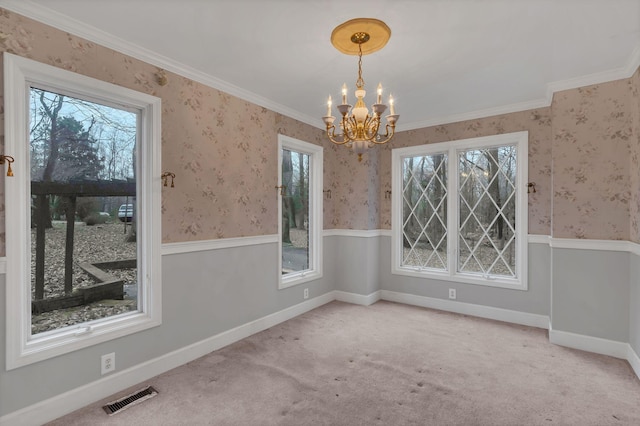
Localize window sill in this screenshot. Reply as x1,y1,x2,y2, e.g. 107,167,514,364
9,312,161,370
392,266,527,291
279,270,323,290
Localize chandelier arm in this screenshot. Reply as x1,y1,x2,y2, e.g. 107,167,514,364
325,125,351,145
369,137,393,145
344,117,358,141
361,117,374,140
365,116,381,140
369,124,397,145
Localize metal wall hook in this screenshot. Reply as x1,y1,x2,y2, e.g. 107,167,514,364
0,154,15,177
161,172,176,187
323,189,332,199
527,182,537,194
275,185,287,196
385,190,392,199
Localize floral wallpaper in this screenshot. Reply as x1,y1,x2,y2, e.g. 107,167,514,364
348,71,640,240
324,142,381,230
376,108,553,235
551,79,634,240
630,68,640,244
0,7,639,255
0,9,324,255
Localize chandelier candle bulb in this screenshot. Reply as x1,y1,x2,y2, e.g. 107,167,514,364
327,96,332,116
389,95,395,115
341,83,348,104
377,83,383,104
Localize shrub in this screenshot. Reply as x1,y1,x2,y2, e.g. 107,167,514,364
84,213,108,226
76,197,101,221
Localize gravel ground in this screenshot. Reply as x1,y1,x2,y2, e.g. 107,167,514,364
289,227,308,248
33,225,307,334
402,244,515,276
31,221,138,334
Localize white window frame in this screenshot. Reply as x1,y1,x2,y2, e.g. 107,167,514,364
277,135,323,289
391,131,528,290
4,53,162,369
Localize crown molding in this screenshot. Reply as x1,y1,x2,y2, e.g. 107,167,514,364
0,0,323,130
627,44,640,77
398,44,640,132
396,97,550,132
4,1,639,134
547,44,640,98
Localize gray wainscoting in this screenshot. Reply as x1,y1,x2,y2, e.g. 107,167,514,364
0,241,335,417
377,236,551,317
628,252,640,356
2,234,639,420
551,248,629,342
328,234,380,296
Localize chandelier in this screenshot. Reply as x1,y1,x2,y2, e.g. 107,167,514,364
322,18,399,162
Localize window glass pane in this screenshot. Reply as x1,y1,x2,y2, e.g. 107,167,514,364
281,149,310,275
29,87,139,335
401,153,448,270
458,145,517,277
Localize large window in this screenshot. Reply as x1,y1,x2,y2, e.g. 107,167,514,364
391,131,528,290
4,53,162,369
277,135,323,289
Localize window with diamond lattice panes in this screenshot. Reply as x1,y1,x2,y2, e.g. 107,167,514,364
401,153,448,271
392,131,527,290
458,146,517,278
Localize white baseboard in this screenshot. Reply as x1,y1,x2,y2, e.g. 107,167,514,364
334,290,381,306
380,290,550,329
3,288,636,425
628,344,640,379
548,327,629,359
0,292,335,426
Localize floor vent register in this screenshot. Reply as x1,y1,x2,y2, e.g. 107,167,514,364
102,386,158,416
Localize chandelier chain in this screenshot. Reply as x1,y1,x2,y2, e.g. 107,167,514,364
356,43,365,89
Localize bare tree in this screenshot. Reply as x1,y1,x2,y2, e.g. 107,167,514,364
37,92,65,229
485,148,503,240
297,152,308,230
281,150,294,243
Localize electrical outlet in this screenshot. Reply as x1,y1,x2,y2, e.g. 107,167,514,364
101,352,115,375
448,288,456,300
303,288,309,299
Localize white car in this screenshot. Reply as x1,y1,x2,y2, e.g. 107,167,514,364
118,204,134,222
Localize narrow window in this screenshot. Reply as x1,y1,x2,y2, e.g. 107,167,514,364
457,145,518,278
278,135,323,289
392,132,528,290
4,54,162,369
401,152,448,271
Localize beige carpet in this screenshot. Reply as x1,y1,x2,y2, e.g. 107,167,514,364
48,301,640,425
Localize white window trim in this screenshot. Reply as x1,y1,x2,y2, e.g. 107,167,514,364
4,53,162,369
277,135,323,289
391,131,528,290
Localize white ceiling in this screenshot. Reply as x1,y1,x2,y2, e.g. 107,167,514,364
3,0,640,131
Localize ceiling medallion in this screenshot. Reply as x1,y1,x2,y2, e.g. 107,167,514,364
323,18,399,162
